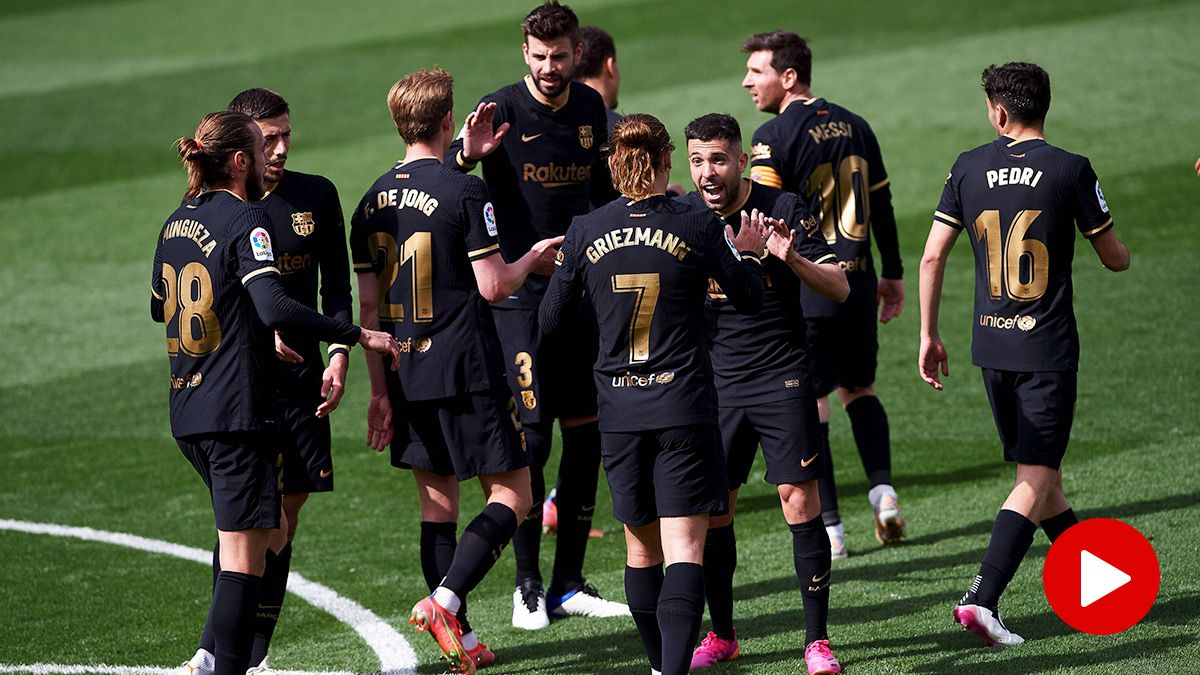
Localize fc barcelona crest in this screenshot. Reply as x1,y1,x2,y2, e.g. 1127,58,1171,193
578,125,594,150
291,211,315,236
521,389,538,410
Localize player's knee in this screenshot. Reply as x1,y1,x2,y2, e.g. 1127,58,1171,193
836,384,877,408
778,481,820,523
709,511,735,529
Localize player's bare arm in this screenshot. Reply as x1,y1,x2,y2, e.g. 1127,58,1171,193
315,352,347,418
460,101,510,163
762,215,850,302
471,235,564,303
356,270,394,451
918,222,959,390
1090,228,1131,272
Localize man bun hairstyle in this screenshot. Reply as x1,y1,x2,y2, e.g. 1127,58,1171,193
228,87,290,120
684,113,742,146
176,110,258,200
387,68,454,145
981,62,1051,124
741,30,812,86
522,1,580,46
606,113,674,200
577,26,615,79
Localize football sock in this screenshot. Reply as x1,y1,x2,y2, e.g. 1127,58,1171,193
702,523,737,640
657,562,705,675
550,421,601,596
1040,507,1078,543
846,395,893,488
512,421,552,586
442,502,518,598
960,509,1036,610
790,518,831,645
867,483,897,512
249,543,291,665
432,586,463,615
625,564,664,672
210,570,260,675
817,422,841,526
198,540,221,652
419,521,470,632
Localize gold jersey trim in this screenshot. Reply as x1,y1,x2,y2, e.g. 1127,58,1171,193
869,177,890,191
456,150,477,170
717,179,754,218
204,188,246,202
934,210,962,226
523,75,569,111
353,262,374,271
468,243,501,258
814,253,838,265
150,285,163,300
241,266,280,285
327,343,350,355
1082,217,1113,237
1005,136,1045,147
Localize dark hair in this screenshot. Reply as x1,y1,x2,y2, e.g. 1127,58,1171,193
606,113,674,200
684,113,742,146
176,110,258,200
522,1,580,45
741,30,812,85
577,26,615,79
227,88,290,120
387,68,454,144
981,62,1051,124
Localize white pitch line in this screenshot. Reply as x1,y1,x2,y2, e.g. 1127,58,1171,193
0,519,416,675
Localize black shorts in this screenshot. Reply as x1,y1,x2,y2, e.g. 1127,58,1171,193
806,315,878,397
277,398,333,494
720,397,823,488
491,305,598,425
391,390,530,481
177,431,282,532
600,425,727,527
981,368,1077,468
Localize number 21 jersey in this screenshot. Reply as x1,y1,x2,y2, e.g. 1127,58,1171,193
934,137,1114,371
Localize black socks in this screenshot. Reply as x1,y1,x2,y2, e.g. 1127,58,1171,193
817,422,840,526
550,421,601,596
442,502,518,598
198,540,220,652
1041,507,1078,543
419,520,471,632
846,395,892,488
513,421,553,585
658,562,705,675
625,564,664,673
248,543,292,665
961,509,1037,610
790,519,831,645
702,524,737,639
211,570,260,675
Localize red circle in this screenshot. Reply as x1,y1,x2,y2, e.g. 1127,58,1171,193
1043,518,1160,635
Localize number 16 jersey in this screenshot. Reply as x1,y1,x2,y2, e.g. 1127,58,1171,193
933,137,1114,372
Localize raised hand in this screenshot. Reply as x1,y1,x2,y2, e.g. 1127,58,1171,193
729,209,768,255
461,102,510,162
763,215,795,261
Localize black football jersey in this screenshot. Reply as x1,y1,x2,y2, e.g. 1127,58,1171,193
150,190,281,437
749,97,896,317
262,170,351,399
540,195,764,432
350,158,508,400
934,137,1115,372
447,77,617,309
680,181,838,404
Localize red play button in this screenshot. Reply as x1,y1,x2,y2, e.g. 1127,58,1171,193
1043,518,1159,634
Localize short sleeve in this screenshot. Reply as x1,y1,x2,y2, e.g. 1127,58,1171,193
933,157,965,231
349,193,376,273
236,206,281,286
462,177,501,261
749,123,785,190
1074,158,1114,240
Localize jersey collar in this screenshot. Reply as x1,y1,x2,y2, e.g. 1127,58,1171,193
523,75,570,111
717,178,754,219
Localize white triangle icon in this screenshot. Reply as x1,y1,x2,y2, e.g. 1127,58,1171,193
1080,549,1131,608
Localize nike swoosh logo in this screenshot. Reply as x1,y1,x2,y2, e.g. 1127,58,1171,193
812,569,829,583
319,469,332,478
521,133,543,142
800,453,819,468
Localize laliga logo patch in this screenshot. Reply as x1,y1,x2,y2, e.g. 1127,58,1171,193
250,227,274,261
484,202,498,237
1095,180,1109,213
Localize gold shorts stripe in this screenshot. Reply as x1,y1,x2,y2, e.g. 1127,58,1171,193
814,253,838,265
1082,218,1113,237
468,243,500,258
869,177,891,191
934,210,962,226
241,266,280,285
750,166,783,189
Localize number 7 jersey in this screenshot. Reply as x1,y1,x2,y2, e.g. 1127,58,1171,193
933,137,1114,371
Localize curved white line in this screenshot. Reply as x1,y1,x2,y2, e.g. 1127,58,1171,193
0,519,416,675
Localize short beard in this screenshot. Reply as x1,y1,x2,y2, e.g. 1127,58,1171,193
245,172,267,201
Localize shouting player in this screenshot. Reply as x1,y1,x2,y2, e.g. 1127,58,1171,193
353,68,562,673
155,111,398,675
742,30,906,557
679,113,848,674
919,62,1130,645
448,1,627,629
541,113,765,675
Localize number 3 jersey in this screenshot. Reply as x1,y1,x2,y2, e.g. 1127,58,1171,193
151,190,282,437
350,158,508,400
540,195,764,432
933,137,1115,372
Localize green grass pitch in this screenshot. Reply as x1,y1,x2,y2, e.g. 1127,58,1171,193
1,0,1198,673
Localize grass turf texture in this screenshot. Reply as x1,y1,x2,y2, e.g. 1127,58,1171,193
1,0,1197,672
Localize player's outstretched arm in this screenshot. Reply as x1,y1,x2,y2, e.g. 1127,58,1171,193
356,271,394,450
538,233,582,336
459,102,510,165
1090,229,1130,272
710,210,765,315
471,235,564,303
918,222,959,390
763,215,849,302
